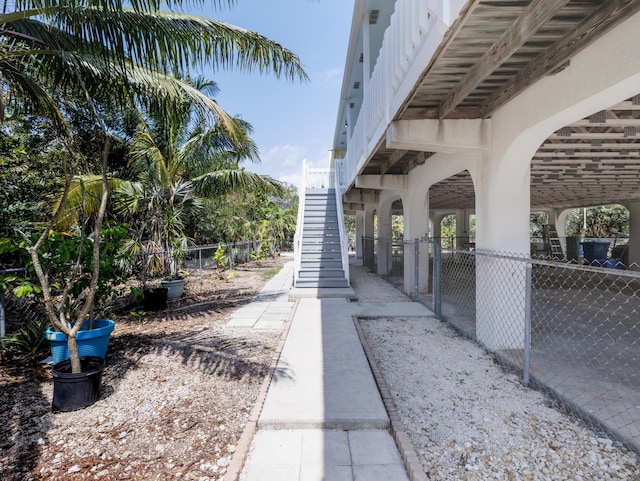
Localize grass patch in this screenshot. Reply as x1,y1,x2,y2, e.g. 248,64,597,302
261,266,282,280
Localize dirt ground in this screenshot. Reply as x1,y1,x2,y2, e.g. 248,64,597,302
0,256,289,481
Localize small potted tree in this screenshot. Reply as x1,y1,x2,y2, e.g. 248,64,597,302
24,142,119,411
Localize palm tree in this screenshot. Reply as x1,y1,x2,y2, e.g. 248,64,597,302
1,0,306,373
2,0,307,130
118,77,283,277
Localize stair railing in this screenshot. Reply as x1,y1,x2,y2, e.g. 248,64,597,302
293,159,308,287
334,161,350,286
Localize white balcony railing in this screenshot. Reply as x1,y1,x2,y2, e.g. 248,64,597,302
339,0,463,194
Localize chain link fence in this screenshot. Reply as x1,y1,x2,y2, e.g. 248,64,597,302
137,241,258,287
0,241,274,338
361,236,406,280
397,237,640,452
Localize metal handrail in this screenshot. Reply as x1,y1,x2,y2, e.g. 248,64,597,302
334,163,350,286
293,159,308,286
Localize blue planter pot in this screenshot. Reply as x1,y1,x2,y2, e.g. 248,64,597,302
46,319,115,364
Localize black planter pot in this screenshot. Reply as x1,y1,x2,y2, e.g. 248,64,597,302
52,356,105,411
143,287,168,311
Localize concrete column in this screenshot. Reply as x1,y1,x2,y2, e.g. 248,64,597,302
456,209,470,249
473,144,533,350
432,212,444,244
355,211,364,259
403,192,429,297
377,200,393,276
627,201,640,270
363,207,375,267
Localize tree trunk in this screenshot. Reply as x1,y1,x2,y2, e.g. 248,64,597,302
67,335,81,373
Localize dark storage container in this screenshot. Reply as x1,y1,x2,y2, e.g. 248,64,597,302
580,241,610,264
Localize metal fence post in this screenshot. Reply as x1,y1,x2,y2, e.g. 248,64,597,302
198,247,203,288
0,292,5,343
414,238,419,301
433,241,442,319
142,252,148,288
523,262,533,387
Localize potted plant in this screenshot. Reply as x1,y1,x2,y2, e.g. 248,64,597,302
10,145,128,410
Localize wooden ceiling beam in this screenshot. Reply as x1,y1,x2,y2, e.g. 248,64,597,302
538,142,640,150
396,0,484,119
401,107,483,120
380,149,408,175
480,0,640,115
439,0,570,119
548,133,640,140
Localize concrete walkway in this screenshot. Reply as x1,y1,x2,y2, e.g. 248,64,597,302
228,258,434,481
225,260,296,331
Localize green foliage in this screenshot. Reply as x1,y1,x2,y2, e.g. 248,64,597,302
261,267,282,280
0,126,65,237
213,245,228,271
391,215,404,239
530,212,549,238
196,185,298,252
2,224,130,317
4,319,50,360
565,205,629,237
129,286,145,301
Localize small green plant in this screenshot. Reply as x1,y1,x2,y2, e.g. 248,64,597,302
213,245,228,270
250,249,267,261
4,319,50,360
129,286,145,301
213,245,229,279
0,274,42,297
261,267,281,280
130,310,148,322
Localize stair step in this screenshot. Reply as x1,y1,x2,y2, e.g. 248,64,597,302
302,244,341,250
298,269,345,278
294,278,349,288
300,250,342,261
302,227,340,237
300,260,343,269
303,238,341,243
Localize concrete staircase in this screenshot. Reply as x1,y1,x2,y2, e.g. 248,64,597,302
295,188,349,288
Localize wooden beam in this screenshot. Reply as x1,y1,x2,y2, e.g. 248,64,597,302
396,0,484,119
439,0,571,119
481,0,640,114
548,133,639,140
401,107,483,120
380,150,408,175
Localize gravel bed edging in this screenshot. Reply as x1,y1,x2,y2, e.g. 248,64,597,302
353,315,428,481
222,298,300,481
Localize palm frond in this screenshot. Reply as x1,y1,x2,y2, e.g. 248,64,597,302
51,174,125,230
193,169,284,198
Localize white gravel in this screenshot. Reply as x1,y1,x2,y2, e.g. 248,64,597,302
359,316,640,480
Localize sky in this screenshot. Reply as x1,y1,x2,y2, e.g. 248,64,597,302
189,0,355,189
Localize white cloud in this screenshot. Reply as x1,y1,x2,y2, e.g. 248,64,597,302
262,144,304,167
311,68,344,89
251,143,335,194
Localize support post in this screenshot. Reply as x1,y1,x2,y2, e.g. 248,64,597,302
414,238,419,301
433,241,442,319
0,292,5,343
523,262,532,387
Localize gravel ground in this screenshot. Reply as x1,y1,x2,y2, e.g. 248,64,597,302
0,256,287,481
359,317,640,480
